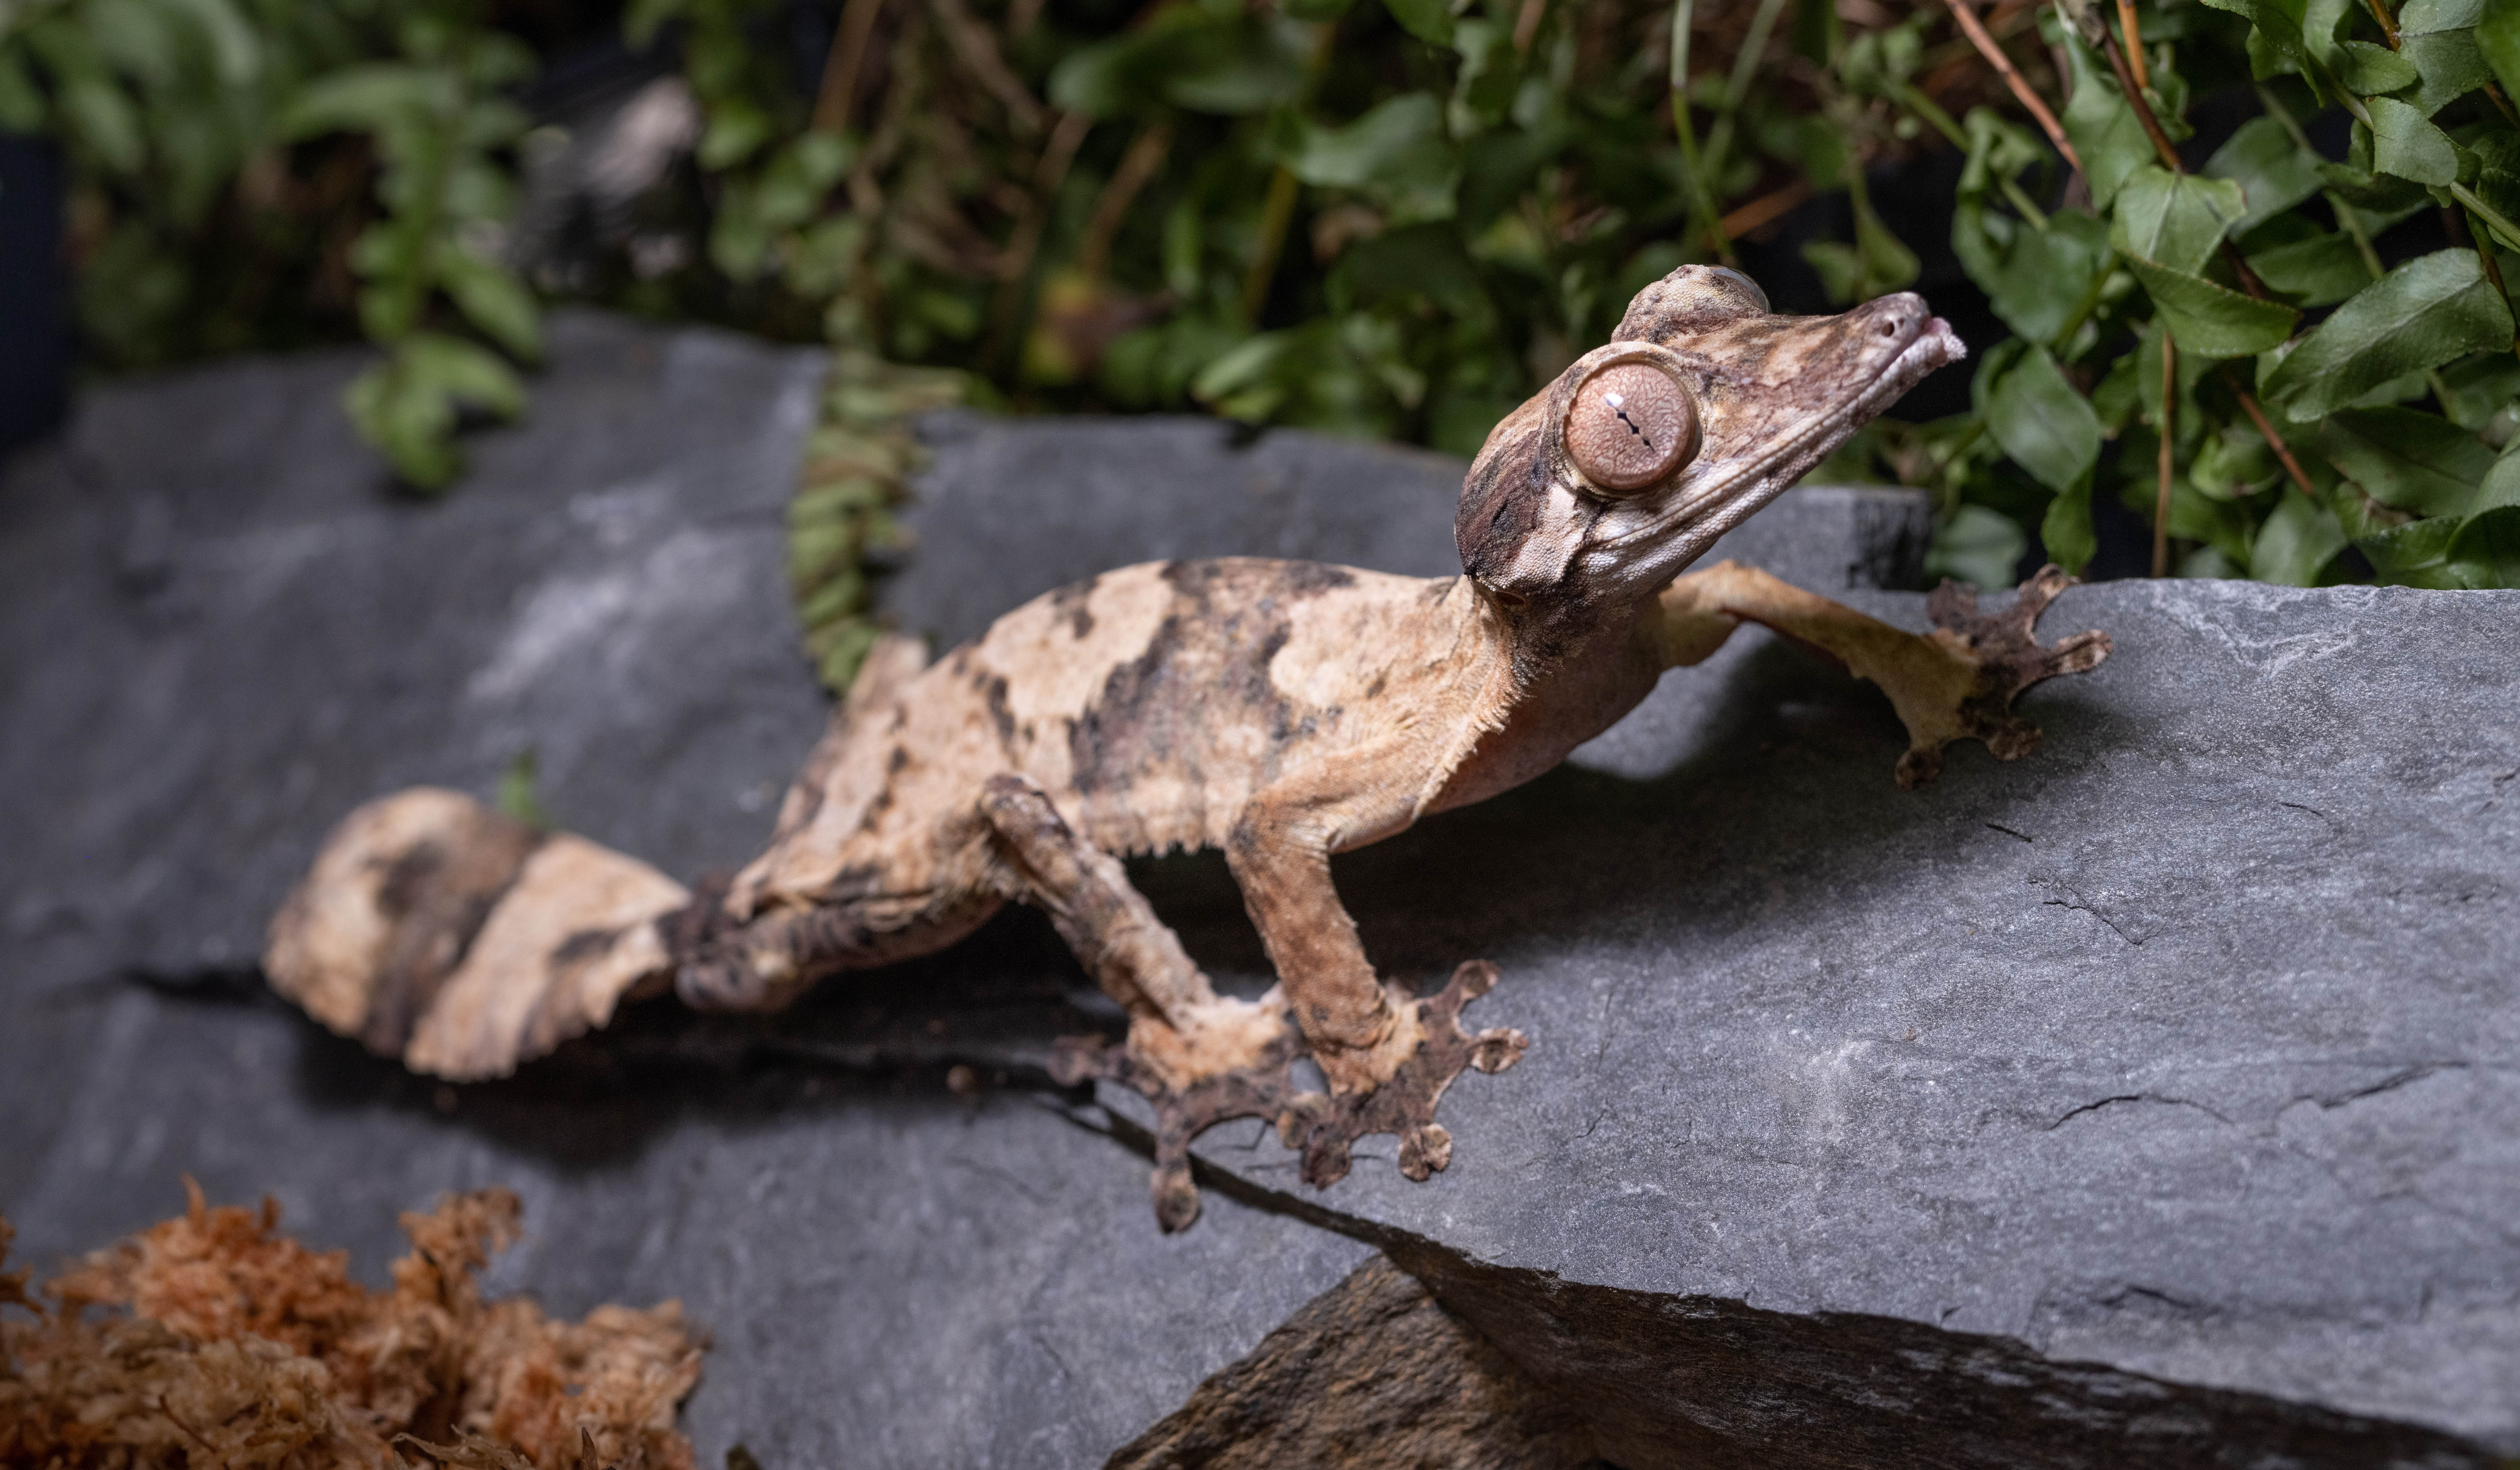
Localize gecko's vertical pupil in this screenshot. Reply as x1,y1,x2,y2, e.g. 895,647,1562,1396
1565,361,1695,494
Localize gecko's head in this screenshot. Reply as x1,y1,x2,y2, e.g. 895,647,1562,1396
1455,264,1963,623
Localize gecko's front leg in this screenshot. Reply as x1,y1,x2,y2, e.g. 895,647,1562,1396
1657,561,2111,787
980,774,1305,1232
1223,757,1527,1191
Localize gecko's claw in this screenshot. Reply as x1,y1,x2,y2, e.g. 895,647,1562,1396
1902,564,2112,789
1050,995,1307,1233
1282,960,1528,1190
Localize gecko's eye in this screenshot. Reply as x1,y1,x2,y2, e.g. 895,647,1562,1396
1563,360,1697,495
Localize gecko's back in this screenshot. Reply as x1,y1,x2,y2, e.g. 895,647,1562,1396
723,557,1489,927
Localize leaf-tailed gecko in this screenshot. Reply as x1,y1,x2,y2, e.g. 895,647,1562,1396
266,266,2108,1229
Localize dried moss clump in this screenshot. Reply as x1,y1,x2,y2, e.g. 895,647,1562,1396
0,1183,703,1470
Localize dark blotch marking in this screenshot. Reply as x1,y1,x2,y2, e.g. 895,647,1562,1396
1068,559,1350,798
978,671,1017,746
359,810,542,1057
549,927,619,967
1050,575,1099,639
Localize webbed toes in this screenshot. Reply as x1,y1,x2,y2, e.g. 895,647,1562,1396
1052,995,1306,1234
1904,564,2112,786
1285,960,1527,1189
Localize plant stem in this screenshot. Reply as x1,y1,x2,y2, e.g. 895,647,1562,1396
2224,372,2320,499
2117,0,2149,90
2098,29,2275,299
2098,28,2179,170
2048,247,2115,353
1940,0,2081,171
1670,0,1737,264
1699,0,1794,191
2448,181,2520,254
2155,329,2174,576
1239,20,1341,323
813,0,889,133
2445,205,2520,361
1240,166,1300,325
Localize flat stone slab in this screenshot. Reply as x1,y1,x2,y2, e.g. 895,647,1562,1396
10,315,2512,1466
0,317,1375,1469
1150,577,2520,1463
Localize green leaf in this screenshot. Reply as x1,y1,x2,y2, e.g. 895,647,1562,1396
2444,504,2520,583
2125,257,2301,357
1988,210,2114,342
2204,117,2325,233
2250,489,2351,582
2041,478,2099,573
2202,0,2310,63
1987,343,2102,497
2306,405,2495,513
285,64,443,137
405,330,526,418
2366,96,2460,183
2245,225,2373,305
1273,94,1460,222
2110,165,2249,275
2059,32,2155,209
2482,0,2520,101
160,0,261,86
2355,505,2464,572
1924,503,2028,588
2335,38,2423,91
2262,249,2516,419
0,50,43,132
439,250,542,361
58,77,145,173
2398,0,2497,112
2475,436,2520,511
1382,0,1456,45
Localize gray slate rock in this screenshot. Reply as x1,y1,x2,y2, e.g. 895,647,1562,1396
1151,577,2520,1466
0,315,1373,1469
10,317,2512,1466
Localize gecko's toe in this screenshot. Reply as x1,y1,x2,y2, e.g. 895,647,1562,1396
1287,960,1526,1189
1920,565,2113,773
1052,994,1307,1234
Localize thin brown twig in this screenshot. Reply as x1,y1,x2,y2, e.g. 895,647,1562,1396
1079,122,1172,280
2117,0,2150,90
1715,180,1813,239
1940,0,2081,171
813,0,890,132
1514,0,1548,51
2095,29,2275,299
2154,331,2175,577
924,0,1048,135
2443,206,2520,360
2224,373,2319,499
985,110,1093,363
2097,29,2180,171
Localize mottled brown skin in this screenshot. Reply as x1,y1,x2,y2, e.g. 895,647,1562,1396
264,266,2111,1231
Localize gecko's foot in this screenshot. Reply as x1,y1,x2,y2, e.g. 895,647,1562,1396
1050,993,1306,1233
1904,564,2113,789
1280,961,1528,1190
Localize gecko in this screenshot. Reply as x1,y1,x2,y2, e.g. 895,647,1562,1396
265,265,2109,1230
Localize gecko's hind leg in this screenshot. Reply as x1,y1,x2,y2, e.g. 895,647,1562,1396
977,773,1303,1231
